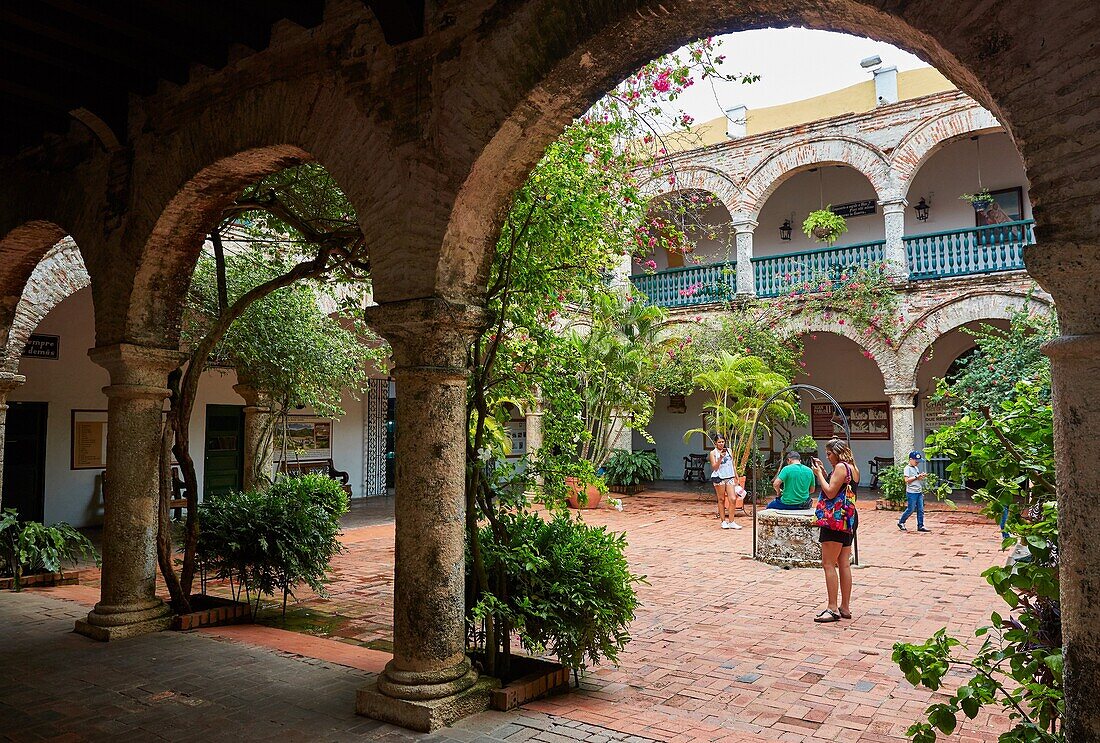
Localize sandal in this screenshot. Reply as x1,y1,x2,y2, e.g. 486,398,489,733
813,609,841,623
839,609,852,619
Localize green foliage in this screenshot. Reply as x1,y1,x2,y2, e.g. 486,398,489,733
471,510,644,675
802,208,848,245
197,474,348,618
602,449,662,487
792,434,818,453
684,351,798,475
0,509,99,591
897,378,1060,741
959,189,995,208
877,463,954,506
932,305,1056,416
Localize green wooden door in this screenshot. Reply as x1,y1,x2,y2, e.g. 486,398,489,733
203,404,244,498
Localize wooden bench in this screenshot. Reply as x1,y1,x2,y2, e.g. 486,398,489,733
279,459,353,496
682,453,707,482
868,456,894,490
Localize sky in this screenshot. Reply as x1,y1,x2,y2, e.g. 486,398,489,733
663,28,932,125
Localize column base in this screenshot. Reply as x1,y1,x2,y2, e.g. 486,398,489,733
74,600,172,641
356,671,498,732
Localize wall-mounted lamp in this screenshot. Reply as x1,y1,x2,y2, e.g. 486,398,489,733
779,219,793,241
914,197,930,222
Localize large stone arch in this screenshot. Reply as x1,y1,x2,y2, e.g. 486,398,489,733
895,289,1053,388
892,105,1004,196
737,137,893,219
0,222,78,353
2,239,90,374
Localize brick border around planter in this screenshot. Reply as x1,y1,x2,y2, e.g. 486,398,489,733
488,656,571,711
171,594,252,631
0,570,81,591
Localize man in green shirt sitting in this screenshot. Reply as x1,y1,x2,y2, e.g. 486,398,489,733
766,451,816,510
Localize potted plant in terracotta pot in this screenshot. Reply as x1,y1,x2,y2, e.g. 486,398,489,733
802,208,848,245
565,473,608,509
603,449,662,495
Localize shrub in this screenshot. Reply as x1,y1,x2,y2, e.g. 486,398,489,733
878,464,953,506
792,435,817,453
197,474,348,617
0,509,99,591
602,449,662,487
472,510,644,681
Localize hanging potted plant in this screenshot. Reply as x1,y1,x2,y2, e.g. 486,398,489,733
960,189,995,212
802,207,848,245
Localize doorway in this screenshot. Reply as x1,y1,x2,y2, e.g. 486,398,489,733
203,404,244,498
3,401,48,522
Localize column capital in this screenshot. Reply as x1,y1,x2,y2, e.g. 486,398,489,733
1026,242,1100,334
233,382,274,409
731,219,758,234
0,371,26,394
884,387,919,407
365,297,487,371
879,197,907,212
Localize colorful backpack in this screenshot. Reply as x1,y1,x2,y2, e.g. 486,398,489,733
814,462,857,532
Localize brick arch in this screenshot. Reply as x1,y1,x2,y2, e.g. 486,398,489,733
892,106,1003,196
638,167,742,219
2,238,89,374
0,221,76,353
738,137,893,219
894,290,1053,388
114,69,405,348
782,318,901,390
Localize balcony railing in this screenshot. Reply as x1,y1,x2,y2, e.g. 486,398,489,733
628,261,736,308
752,240,886,298
630,220,1036,308
904,219,1033,280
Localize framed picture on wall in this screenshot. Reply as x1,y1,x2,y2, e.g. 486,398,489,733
812,402,891,440
975,186,1024,226
71,409,108,469
275,415,334,462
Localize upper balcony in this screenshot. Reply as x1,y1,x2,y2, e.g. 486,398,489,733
630,219,1034,307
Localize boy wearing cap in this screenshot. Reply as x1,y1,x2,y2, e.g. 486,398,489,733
898,451,931,532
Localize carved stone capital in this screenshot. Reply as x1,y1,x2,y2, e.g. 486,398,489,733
88,343,184,394
365,297,487,372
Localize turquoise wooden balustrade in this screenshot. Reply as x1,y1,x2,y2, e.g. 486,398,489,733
629,261,736,308
752,240,886,298
904,219,1034,280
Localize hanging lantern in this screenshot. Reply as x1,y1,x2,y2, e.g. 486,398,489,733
779,219,793,241
914,197,930,222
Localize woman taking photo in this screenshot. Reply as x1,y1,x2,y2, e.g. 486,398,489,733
810,438,859,622
709,435,741,530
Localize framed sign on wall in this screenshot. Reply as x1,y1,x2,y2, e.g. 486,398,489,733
275,416,334,462
811,401,891,440
71,409,108,469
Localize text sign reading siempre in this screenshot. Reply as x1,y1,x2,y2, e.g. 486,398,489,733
22,333,59,360
830,200,877,218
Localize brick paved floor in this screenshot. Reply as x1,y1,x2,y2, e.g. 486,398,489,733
6,485,1012,742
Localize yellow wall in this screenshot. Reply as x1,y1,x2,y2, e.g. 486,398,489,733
678,68,955,149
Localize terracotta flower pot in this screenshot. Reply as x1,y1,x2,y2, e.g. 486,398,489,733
565,477,604,509
812,224,835,240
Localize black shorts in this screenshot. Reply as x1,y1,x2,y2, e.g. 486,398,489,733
819,511,858,547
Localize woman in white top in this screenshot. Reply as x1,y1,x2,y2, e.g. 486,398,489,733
709,435,741,530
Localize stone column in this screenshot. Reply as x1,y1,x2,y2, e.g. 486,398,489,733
880,198,909,281
0,371,26,509
356,297,496,731
885,387,918,464
233,382,275,491
1030,242,1100,742
733,219,757,297
76,343,182,641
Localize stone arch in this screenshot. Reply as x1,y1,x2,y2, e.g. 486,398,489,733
2,239,90,374
738,137,893,219
781,316,901,390
113,71,405,348
638,167,742,218
892,105,1003,196
895,289,1053,388
0,221,75,352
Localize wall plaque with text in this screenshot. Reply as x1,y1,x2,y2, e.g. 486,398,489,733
22,333,59,359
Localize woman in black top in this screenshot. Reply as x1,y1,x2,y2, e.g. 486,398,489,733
809,438,860,623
